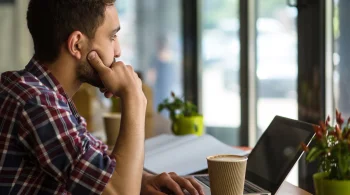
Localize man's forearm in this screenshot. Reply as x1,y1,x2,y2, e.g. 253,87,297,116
111,95,146,195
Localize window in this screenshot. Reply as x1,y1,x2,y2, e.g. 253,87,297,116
116,1,183,134
116,1,183,109
201,0,240,145
333,0,350,119
256,1,298,136
256,1,298,186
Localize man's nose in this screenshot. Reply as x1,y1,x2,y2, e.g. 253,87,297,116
114,39,121,58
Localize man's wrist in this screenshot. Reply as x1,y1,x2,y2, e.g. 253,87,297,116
142,170,154,178
121,91,146,104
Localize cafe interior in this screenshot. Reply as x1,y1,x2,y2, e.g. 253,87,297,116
1,0,349,194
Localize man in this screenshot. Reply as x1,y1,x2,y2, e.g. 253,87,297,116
0,0,204,194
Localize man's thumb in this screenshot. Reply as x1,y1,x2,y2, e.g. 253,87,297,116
87,51,108,73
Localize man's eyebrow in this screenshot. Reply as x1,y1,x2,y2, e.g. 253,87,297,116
111,26,121,34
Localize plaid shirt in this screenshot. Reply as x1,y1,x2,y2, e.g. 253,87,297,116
0,59,116,195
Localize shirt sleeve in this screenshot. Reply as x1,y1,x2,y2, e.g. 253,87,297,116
79,116,109,152
19,93,116,195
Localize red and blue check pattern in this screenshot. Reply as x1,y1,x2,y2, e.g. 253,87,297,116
0,59,116,194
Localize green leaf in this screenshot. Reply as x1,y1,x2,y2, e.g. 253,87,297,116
157,93,200,120
306,147,324,162
157,104,164,112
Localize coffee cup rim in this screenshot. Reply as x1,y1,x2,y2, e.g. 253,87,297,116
207,154,248,162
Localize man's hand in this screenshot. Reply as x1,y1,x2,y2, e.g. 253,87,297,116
100,88,116,99
88,51,143,100
141,172,204,195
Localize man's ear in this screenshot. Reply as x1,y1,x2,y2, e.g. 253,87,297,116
67,31,85,60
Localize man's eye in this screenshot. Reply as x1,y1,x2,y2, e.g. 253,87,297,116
111,34,117,40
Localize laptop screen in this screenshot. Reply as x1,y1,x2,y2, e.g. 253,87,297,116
246,116,315,194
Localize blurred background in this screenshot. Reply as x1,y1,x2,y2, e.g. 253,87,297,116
1,0,349,193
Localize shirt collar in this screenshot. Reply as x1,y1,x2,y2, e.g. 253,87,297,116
24,58,80,118
25,58,68,96
25,57,79,106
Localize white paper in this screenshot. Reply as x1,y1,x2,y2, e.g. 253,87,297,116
144,134,250,175
145,134,198,157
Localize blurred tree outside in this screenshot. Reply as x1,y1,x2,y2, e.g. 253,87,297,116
202,0,284,29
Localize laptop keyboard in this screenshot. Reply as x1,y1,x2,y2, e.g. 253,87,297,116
194,176,261,194
195,176,211,186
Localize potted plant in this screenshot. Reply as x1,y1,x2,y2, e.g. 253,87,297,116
158,92,203,136
301,110,350,195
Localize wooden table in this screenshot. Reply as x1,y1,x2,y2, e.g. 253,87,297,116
190,174,311,195
103,173,311,195
276,182,311,195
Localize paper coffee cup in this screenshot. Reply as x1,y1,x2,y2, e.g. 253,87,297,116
207,155,248,195
103,113,121,149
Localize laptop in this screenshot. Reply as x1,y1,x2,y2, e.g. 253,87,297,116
193,116,315,195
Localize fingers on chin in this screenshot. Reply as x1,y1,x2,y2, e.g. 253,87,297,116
104,92,113,98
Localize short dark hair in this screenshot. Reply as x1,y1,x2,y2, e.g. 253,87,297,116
27,0,116,63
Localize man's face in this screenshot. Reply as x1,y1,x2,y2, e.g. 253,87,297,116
77,5,121,88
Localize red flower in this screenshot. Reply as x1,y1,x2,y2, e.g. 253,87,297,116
329,131,337,137
313,125,323,139
336,110,344,126
335,124,343,140
337,117,344,126
313,125,321,133
301,143,309,152
325,116,331,127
